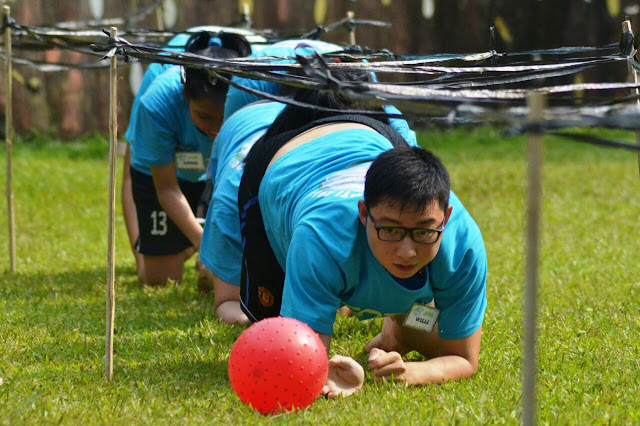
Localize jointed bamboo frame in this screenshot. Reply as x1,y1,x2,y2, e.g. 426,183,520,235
105,26,118,381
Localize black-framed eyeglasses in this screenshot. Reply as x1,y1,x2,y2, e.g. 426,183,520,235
366,207,445,244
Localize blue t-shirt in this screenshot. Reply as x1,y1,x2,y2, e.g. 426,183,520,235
126,67,212,182
259,132,487,338
200,101,286,283
125,26,267,181
127,26,265,139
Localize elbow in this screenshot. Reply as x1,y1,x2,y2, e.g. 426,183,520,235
466,358,479,377
460,354,479,379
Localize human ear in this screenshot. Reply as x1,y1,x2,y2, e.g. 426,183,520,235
357,200,367,226
445,205,453,224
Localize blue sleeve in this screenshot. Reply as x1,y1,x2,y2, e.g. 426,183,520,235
125,64,173,142
130,91,179,167
280,225,343,336
433,236,487,340
223,78,278,122
200,202,242,285
382,104,417,146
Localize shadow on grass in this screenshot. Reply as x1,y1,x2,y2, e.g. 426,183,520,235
0,265,232,348
2,266,245,392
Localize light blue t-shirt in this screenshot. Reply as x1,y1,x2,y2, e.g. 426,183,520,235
126,25,267,123
200,101,285,283
125,26,267,181
126,67,212,182
259,132,487,338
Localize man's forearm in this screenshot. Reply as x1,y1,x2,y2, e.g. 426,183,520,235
404,354,476,385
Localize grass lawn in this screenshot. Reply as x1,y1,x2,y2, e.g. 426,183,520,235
1,128,639,424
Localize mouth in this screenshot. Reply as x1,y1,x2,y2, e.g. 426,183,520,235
393,263,417,275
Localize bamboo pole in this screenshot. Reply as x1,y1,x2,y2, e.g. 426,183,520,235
3,4,15,273
622,20,640,180
155,1,164,31
523,92,545,426
347,11,356,45
105,27,118,381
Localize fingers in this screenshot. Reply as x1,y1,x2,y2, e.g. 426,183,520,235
364,333,383,353
321,384,341,398
368,348,406,381
328,354,353,367
321,384,331,397
367,347,386,366
368,347,402,369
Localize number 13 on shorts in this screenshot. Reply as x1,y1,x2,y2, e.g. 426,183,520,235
150,210,168,236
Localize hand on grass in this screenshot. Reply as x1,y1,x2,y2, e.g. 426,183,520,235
322,355,364,398
364,316,409,355
368,348,410,384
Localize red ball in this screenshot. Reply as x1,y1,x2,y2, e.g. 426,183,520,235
228,316,329,414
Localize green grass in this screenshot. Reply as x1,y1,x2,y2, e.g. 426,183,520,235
1,128,639,424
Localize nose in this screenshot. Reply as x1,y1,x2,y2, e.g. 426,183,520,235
395,235,417,260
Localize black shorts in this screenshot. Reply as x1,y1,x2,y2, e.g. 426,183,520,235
131,166,206,256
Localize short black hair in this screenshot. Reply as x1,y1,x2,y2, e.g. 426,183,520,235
183,31,252,103
365,147,450,213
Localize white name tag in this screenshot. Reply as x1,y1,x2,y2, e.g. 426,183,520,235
403,303,440,333
175,152,205,171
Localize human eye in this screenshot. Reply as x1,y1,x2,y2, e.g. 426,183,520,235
412,228,438,243
379,227,404,241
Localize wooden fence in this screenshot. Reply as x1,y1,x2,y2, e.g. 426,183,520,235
0,0,634,138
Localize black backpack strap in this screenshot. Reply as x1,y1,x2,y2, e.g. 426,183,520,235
237,115,410,322
301,114,410,149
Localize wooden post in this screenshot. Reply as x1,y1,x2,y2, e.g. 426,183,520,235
3,4,16,273
622,20,640,180
347,10,356,45
105,27,118,381
241,2,251,29
155,1,165,31
523,92,545,426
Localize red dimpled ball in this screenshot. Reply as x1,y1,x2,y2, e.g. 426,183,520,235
228,316,329,414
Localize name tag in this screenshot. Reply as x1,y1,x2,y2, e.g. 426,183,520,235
403,303,439,333
175,152,205,171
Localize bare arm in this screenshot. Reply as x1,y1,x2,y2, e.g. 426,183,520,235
150,162,203,249
202,264,250,326
366,315,482,385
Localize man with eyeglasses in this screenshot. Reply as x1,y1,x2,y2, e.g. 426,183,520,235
200,82,486,396
353,147,486,393
235,133,487,396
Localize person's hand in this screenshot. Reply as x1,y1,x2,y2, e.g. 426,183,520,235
364,316,409,355
195,259,214,292
368,347,410,383
321,355,365,398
